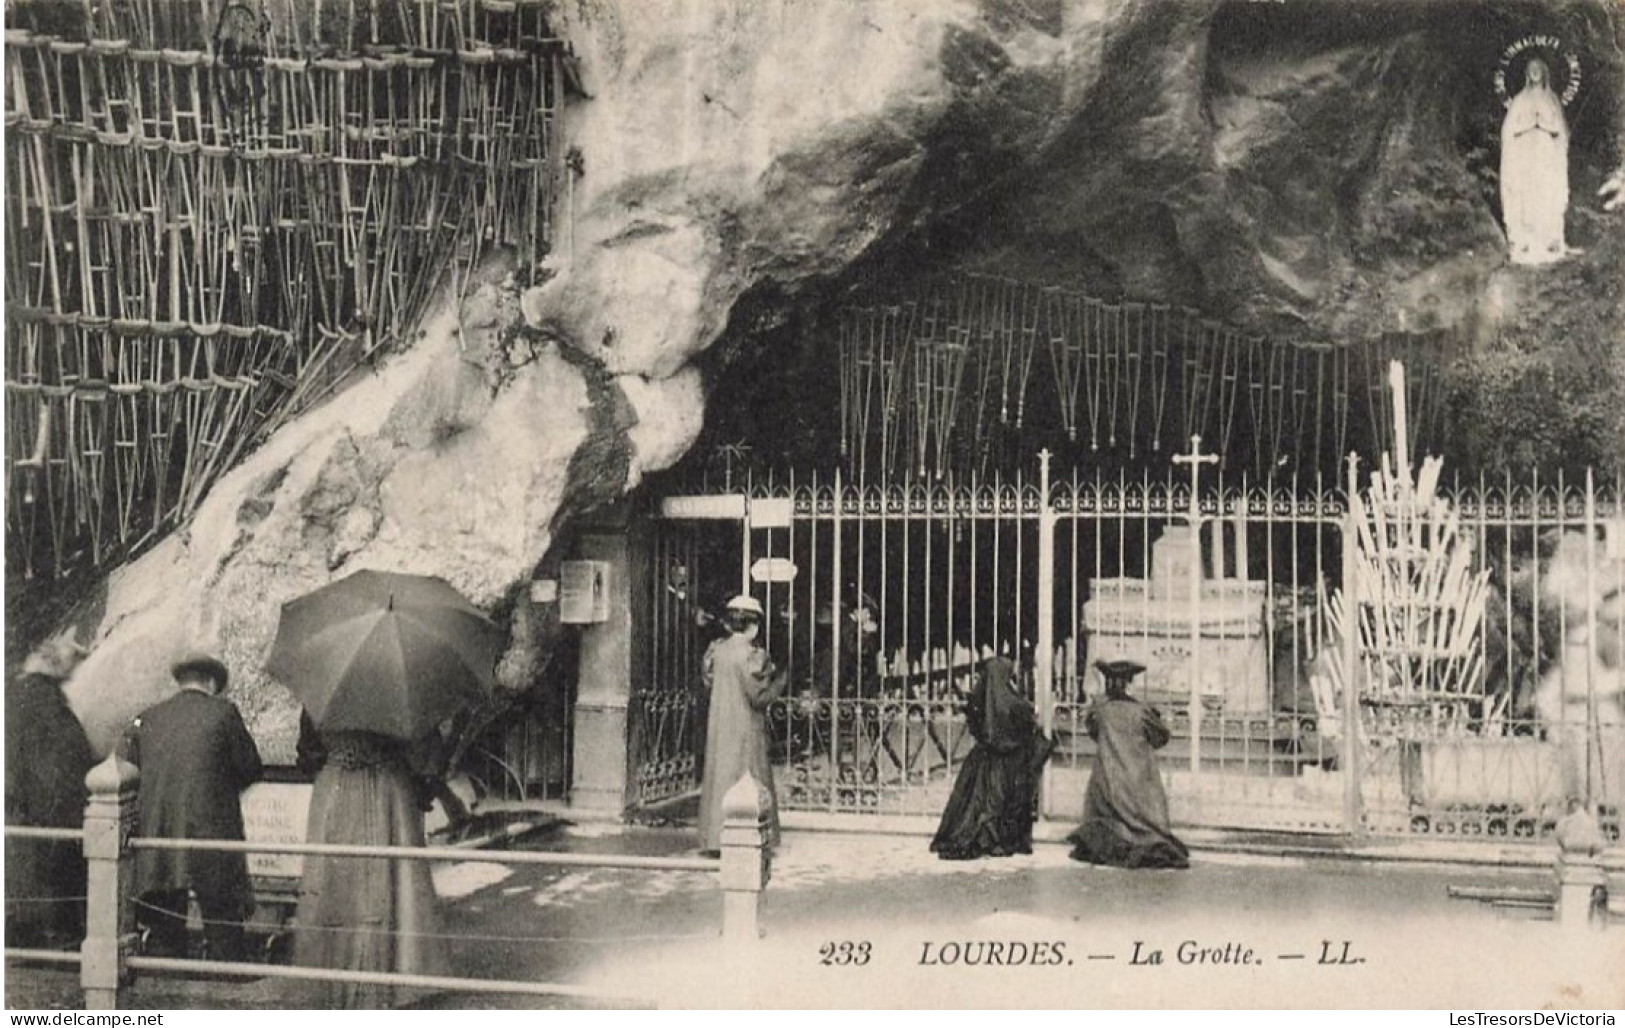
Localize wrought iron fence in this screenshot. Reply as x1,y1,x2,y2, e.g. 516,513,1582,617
648,454,1625,844
1353,469,1624,842
1045,464,1349,833
629,520,713,808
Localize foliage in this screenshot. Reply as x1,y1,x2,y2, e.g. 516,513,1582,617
1480,558,1565,724
1352,158,1495,266
1439,347,1621,477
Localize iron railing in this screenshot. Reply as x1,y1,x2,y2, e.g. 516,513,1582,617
3,761,772,1010
645,453,1624,843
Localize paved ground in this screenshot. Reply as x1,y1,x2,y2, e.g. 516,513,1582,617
7,825,1624,1010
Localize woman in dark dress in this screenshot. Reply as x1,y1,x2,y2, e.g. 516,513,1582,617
930,656,1055,860
293,716,447,1008
4,638,94,947
1067,660,1189,869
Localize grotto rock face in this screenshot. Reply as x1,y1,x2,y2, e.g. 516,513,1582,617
910,1,1622,345
64,0,1162,753
53,0,1625,755
522,0,1149,375
66,265,599,758
65,0,1135,754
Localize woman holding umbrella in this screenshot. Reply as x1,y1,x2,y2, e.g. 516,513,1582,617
268,570,500,1008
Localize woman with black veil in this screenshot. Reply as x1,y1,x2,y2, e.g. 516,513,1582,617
930,656,1055,860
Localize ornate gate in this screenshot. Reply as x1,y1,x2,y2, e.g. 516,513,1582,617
645,456,1623,843
627,518,737,809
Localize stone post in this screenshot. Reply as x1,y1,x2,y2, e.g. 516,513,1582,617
719,772,771,942
81,754,139,1009
570,524,645,813
1554,805,1609,932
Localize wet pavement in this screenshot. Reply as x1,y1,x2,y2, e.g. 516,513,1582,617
7,824,1624,1010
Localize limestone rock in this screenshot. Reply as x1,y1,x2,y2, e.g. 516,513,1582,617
620,369,706,489
65,264,593,758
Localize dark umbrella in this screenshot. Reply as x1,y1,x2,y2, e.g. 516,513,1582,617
266,570,500,741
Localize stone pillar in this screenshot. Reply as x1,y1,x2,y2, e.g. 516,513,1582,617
720,772,772,942
81,754,139,1010
1554,805,1609,932
569,522,648,814
1556,857,1607,931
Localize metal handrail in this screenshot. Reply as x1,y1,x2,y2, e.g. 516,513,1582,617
5,948,82,966
4,825,85,841
125,955,654,1006
128,836,719,872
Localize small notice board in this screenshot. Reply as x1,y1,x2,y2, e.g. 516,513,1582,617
241,781,313,880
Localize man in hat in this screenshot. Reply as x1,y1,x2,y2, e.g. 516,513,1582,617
120,652,264,959
697,595,787,855
1066,659,1189,869
5,636,95,947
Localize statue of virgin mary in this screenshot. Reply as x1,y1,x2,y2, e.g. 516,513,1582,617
1500,57,1570,265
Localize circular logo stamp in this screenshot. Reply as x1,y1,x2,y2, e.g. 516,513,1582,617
1494,34,1582,107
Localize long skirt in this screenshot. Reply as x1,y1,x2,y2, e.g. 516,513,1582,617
930,739,1049,860
4,835,86,946
293,762,447,1008
1067,769,1189,870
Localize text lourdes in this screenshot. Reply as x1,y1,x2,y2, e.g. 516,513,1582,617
917,941,1069,966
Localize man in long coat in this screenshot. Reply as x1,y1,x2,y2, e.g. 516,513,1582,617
121,653,263,959
5,637,95,947
698,596,786,854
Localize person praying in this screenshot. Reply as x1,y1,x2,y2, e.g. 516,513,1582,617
1501,56,1570,265
930,656,1055,860
697,595,787,855
121,653,264,960
1067,659,1189,870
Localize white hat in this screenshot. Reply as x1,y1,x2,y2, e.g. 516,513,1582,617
724,595,764,617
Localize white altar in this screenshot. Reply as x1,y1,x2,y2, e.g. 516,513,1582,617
1082,523,1271,715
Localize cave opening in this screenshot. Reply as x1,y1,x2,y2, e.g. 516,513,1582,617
663,270,1456,496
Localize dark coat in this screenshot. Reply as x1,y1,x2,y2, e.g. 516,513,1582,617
121,689,264,913
1067,696,1189,869
930,658,1054,860
6,675,94,826
5,675,95,940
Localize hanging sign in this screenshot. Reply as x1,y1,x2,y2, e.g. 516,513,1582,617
750,557,798,584
660,495,746,520
748,497,794,529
